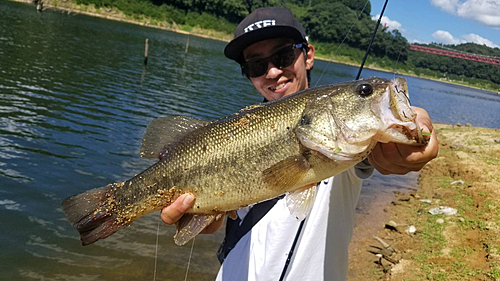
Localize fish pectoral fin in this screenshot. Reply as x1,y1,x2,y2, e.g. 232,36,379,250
262,155,310,191
174,213,221,246
286,184,317,221
140,116,209,160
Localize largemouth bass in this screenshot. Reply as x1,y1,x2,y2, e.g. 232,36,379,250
62,77,426,246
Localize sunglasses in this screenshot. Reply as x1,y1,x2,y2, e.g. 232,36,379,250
241,43,306,78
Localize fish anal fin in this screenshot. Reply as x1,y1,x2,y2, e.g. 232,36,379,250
140,116,209,160
263,155,310,191
174,213,221,246
286,184,317,221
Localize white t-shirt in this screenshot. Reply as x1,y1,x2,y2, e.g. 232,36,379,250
216,164,373,281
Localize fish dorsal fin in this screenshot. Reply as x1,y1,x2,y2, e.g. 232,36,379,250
262,154,311,191
174,213,221,246
140,116,209,160
286,184,317,221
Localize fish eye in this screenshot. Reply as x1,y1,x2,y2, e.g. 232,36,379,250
356,84,373,97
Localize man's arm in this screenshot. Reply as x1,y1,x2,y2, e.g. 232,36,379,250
368,106,439,175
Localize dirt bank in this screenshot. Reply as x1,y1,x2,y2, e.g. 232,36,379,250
348,123,500,280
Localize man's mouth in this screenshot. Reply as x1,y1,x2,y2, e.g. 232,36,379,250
269,80,290,92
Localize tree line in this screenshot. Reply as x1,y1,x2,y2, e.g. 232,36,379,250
75,0,499,87
410,43,500,85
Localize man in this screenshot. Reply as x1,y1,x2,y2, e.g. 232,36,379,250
161,7,438,280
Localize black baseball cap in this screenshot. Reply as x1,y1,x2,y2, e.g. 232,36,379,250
224,7,308,63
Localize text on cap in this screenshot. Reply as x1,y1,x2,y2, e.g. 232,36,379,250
244,20,276,33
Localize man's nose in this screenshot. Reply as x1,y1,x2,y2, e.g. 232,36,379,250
265,61,283,78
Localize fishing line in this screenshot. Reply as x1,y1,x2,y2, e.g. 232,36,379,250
356,0,389,80
184,237,196,281
392,46,403,79
153,221,160,281
314,0,370,87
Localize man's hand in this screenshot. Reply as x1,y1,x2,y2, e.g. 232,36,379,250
160,193,195,225
160,193,224,234
368,106,438,175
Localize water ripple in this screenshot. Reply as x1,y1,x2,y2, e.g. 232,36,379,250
0,199,24,211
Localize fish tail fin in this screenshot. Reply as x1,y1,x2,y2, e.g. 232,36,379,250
61,184,124,246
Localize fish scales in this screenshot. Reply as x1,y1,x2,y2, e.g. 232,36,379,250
62,77,426,246
116,90,314,215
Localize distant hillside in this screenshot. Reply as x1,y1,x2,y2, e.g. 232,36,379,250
24,0,500,90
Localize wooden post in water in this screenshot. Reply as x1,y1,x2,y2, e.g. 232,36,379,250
144,38,149,65
36,0,44,12
185,35,190,54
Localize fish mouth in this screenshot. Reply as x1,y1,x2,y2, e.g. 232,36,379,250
373,78,427,146
388,124,416,139
389,78,427,145
372,120,423,146
385,122,425,145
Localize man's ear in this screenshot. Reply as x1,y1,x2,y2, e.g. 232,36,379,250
305,44,315,70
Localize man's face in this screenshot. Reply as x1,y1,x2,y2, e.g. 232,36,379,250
243,38,314,101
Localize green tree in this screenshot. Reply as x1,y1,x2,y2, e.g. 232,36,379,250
302,2,357,43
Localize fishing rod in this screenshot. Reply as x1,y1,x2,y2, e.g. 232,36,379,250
279,1,391,280
356,0,389,80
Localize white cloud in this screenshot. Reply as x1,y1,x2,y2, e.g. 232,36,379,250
372,15,405,33
431,30,500,48
410,38,430,44
432,30,463,44
430,0,459,14
462,33,500,48
430,0,500,28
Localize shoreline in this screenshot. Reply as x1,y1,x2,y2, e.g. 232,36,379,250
12,0,232,41
12,0,498,94
348,123,500,280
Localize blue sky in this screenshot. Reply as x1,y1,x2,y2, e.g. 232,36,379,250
369,0,500,49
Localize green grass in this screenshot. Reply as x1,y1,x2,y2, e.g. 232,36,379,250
420,216,447,250
450,246,474,257
484,156,500,165
431,272,449,281
437,176,455,188
467,137,487,146
488,269,500,279
459,217,487,232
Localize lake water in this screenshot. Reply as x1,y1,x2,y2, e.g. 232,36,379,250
1,1,499,280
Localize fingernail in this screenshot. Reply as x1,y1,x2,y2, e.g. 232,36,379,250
182,194,195,207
